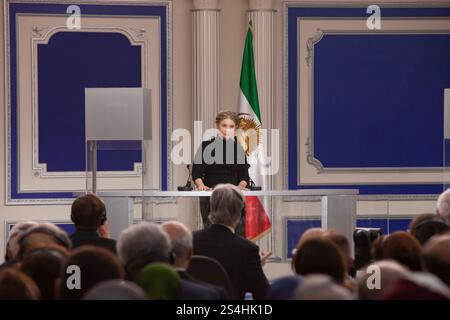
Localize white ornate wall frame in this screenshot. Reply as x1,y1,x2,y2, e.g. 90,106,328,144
283,2,450,201
30,25,149,179
4,0,173,205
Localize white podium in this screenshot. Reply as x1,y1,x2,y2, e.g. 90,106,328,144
81,189,359,256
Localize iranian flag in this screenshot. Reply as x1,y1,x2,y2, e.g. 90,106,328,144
237,20,271,241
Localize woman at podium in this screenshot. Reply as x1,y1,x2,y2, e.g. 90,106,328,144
192,111,250,233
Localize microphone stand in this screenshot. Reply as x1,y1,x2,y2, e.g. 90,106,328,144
178,164,194,191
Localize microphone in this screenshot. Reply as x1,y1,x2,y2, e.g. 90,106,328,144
248,178,262,191
178,164,194,191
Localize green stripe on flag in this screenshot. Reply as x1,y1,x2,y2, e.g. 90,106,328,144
239,20,261,123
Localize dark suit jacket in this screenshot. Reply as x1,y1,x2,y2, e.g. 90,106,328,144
179,279,221,300
70,229,117,253
177,269,229,300
193,224,269,299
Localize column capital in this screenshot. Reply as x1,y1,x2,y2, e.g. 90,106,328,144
192,0,220,10
248,0,274,11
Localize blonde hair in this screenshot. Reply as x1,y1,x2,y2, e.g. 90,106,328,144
215,110,239,126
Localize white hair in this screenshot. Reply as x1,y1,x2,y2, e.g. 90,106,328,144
117,222,171,265
437,189,450,222
161,221,193,258
294,274,353,300
209,184,244,227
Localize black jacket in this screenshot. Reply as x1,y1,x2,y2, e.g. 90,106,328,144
70,229,117,253
177,271,227,300
193,224,269,299
192,136,250,188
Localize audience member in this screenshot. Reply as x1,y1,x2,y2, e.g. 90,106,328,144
118,222,220,300
422,234,450,287
293,237,346,285
193,184,269,299
83,280,147,300
58,245,124,300
437,189,450,223
293,275,353,300
136,263,182,300
21,244,69,300
70,194,116,253
408,213,449,245
162,221,229,299
356,260,408,300
0,268,41,300
372,231,422,271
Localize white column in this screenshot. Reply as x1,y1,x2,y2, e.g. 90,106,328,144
192,0,220,133
247,0,276,254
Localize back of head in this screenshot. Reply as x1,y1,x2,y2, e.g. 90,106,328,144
372,231,423,271
325,229,352,271
161,221,193,260
296,228,325,250
21,245,69,300
17,223,72,259
293,237,346,284
422,234,450,287
437,189,450,223
136,263,182,300
71,194,106,231
117,222,171,280
265,275,302,300
294,275,353,300
408,213,449,245
209,184,244,227
5,221,38,261
58,245,124,300
0,269,41,300
356,260,408,300
83,280,147,300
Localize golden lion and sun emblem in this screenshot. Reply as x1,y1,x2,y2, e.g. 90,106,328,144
236,113,262,157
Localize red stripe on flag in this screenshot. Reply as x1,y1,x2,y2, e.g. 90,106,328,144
245,196,271,241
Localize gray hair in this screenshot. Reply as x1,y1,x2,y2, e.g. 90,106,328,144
17,222,72,254
7,221,39,259
161,221,193,258
209,184,244,227
294,274,353,300
117,222,171,265
437,189,450,222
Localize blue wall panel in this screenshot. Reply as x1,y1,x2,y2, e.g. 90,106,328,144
314,34,450,168
287,5,450,194
6,2,170,200
38,32,142,172
286,218,412,258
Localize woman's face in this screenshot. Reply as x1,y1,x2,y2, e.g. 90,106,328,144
217,118,236,139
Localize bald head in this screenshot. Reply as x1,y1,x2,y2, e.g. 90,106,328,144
161,221,193,269
422,234,450,286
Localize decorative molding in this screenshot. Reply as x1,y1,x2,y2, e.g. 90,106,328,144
248,0,274,11
306,29,450,174
4,1,173,204
30,26,147,179
283,3,450,198
192,0,219,10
